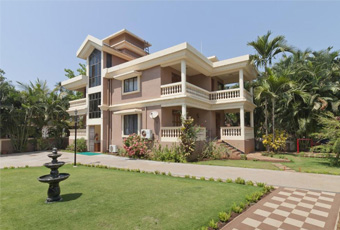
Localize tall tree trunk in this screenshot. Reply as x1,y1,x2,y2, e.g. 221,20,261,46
272,98,275,148
265,98,269,152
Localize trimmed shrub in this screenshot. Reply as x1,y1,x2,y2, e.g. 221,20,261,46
234,177,245,185
66,138,87,152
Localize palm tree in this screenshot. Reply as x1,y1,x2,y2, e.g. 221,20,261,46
247,31,293,70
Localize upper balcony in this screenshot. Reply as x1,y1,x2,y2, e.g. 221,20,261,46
61,75,88,91
161,82,253,104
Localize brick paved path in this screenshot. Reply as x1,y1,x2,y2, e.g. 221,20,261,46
222,187,340,230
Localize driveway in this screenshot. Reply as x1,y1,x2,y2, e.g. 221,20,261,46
1,151,340,193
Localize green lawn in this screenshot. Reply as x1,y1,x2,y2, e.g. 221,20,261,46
195,159,279,170
195,154,340,175
274,154,340,175
0,165,261,230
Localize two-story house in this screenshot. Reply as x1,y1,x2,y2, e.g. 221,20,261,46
61,29,258,154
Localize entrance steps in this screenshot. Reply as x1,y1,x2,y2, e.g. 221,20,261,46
217,140,244,159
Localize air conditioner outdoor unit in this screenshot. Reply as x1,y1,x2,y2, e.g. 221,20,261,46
141,129,153,140
109,145,118,153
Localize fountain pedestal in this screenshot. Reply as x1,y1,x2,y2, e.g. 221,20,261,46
38,148,70,203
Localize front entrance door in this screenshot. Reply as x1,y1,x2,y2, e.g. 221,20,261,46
216,113,221,139
89,126,95,152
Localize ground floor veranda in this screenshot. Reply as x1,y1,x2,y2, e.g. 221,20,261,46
69,103,255,154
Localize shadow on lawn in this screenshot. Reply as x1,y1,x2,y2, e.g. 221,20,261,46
62,193,82,202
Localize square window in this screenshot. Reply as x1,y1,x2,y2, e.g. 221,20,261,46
124,114,138,135
123,77,138,93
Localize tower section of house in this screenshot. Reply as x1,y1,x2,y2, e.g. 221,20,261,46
62,29,258,154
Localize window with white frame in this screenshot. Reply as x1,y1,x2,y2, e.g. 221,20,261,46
123,114,138,135
123,77,138,93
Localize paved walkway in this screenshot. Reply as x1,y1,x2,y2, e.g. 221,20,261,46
1,151,340,193
222,187,340,230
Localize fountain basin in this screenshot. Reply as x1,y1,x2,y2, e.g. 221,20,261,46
43,162,65,169
38,173,70,183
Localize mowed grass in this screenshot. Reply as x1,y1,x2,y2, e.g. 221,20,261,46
0,165,261,230
195,154,340,175
195,159,278,170
274,154,340,175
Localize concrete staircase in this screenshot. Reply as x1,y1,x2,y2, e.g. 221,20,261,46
217,140,244,159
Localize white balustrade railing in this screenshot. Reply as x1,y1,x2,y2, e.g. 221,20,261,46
221,126,254,140
69,129,87,139
160,82,182,96
161,127,206,142
69,98,86,108
160,83,252,102
210,89,240,101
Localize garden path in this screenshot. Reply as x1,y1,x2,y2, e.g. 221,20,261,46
1,151,340,193
222,187,340,230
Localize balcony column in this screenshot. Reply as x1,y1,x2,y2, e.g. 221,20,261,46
181,60,186,94
250,110,254,128
250,86,254,102
239,69,244,98
240,106,245,139
181,103,187,120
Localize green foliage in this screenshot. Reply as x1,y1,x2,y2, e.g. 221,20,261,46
246,180,254,186
231,203,243,213
256,182,266,187
262,130,288,152
1,76,70,152
246,191,264,203
234,177,245,185
150,143,186,163
179,116,200,157
200,177,206,181
226,178,233,183
66,138,87,152
208,219,218,229
200,141,230,160
218,211,231,222
312,114,340,166
209,177,215,181
240,154,247,160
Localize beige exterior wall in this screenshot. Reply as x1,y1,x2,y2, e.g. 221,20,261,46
111,66,161,104
187,74,212,91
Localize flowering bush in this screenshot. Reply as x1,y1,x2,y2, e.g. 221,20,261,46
123,134,149,158
262,130,288,152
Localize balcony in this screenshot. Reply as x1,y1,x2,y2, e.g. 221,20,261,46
67,98,87,115
61,75,88,91
220,126,254,140
160,82,253,103
160,127,206,142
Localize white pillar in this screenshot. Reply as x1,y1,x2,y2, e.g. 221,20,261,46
181,60,186,94
239,69,244,98
250,110,254,128
181,103,187,120
250,86,254,102
240,106,245,138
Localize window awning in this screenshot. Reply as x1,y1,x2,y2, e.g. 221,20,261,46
113,109,143,115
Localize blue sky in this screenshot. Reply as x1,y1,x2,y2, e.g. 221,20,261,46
1,1,340,89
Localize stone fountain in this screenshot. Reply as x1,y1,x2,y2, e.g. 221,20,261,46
38,148,70,203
